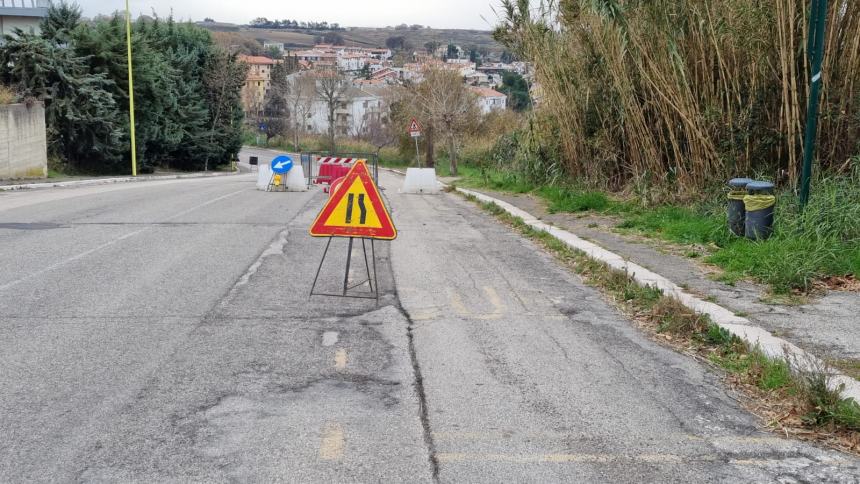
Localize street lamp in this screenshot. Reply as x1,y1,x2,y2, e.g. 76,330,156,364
125,0,138,176
799,0,828,208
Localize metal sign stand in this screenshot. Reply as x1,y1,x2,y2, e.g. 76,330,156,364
309,236,379,305
266,172,286,192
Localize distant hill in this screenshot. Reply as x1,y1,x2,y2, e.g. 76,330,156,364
199,22,504,55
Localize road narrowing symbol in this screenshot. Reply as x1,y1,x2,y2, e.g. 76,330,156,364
309,160,397,240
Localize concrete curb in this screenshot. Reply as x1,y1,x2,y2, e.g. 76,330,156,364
379,168,860,402
458,187,860,402
0,170,241,192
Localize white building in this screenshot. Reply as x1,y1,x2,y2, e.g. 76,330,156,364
470,87,507,114
300,76,390,137
0,0,49,38
337,54,369,72
263,42,285,54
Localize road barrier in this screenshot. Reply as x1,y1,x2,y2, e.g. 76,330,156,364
301,151,379,189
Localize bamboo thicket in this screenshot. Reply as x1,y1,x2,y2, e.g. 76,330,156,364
495,0,860,197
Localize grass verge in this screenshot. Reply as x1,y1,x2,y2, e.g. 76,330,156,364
460,190,860,454
453,166,860,295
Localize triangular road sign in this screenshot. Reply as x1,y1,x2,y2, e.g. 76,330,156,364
310,160,397,240
408,118,422,135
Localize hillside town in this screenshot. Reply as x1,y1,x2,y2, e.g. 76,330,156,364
237,42,532,137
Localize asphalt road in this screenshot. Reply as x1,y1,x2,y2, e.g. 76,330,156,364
0,162,857,482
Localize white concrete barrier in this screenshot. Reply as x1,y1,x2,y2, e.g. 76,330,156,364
256,165,272,190
401,168,441,194
284,165,307,192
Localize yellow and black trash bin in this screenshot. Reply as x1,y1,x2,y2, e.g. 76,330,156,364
743,181,776,240
727,178,753,236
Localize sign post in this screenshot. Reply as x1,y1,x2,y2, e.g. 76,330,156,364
125,0,137,177
799,0,829,209
309,160,397,304
408,118,422,168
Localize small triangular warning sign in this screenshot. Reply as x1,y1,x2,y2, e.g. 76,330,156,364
310,160,397,240
408,118,422,134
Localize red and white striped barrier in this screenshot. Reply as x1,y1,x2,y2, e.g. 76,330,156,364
315,157,363,186
317,157,359,165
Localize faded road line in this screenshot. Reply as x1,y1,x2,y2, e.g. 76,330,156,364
446,286,506,321
335,349,348,369
319,422,345,460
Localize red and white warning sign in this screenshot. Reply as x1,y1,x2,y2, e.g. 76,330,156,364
309,160,397,240
408,118,422,138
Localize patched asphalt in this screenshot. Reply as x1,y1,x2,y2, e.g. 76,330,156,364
0,168,857,482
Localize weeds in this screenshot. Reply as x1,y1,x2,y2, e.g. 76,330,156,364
0,85,17,105
795,369,860,431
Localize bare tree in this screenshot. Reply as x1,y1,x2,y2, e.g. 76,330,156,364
285,73,316,150
358,113,398,160
403,67,478,175
315,71,352,153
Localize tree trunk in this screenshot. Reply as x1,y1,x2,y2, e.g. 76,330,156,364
426,125,435,168
448,134,458,176
328,106,337,154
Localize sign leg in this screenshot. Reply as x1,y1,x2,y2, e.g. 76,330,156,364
371,239,379,306
343,237,355,296
362,238,373,293
309,237,333,300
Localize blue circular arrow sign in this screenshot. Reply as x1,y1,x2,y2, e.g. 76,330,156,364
271,155,294,174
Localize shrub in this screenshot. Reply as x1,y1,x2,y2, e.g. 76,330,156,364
0,85,16,104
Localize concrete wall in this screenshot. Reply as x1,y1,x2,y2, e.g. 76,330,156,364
0,102,47,180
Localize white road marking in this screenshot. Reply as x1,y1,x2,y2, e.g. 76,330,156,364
319,422,345,460
322,331,339,347
335,349,348,369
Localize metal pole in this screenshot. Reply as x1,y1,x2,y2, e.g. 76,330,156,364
800,0,828,208
371,239,379,306
125,0,138,177
343,237,354,296
414,136,421,168
361,238,373,293
309,237,333,299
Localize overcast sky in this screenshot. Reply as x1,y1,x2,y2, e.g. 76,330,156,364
75,0,501,30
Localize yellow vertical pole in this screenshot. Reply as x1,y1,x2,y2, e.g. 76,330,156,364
125,0,138,176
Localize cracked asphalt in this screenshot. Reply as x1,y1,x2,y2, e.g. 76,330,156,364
0,166,858,482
